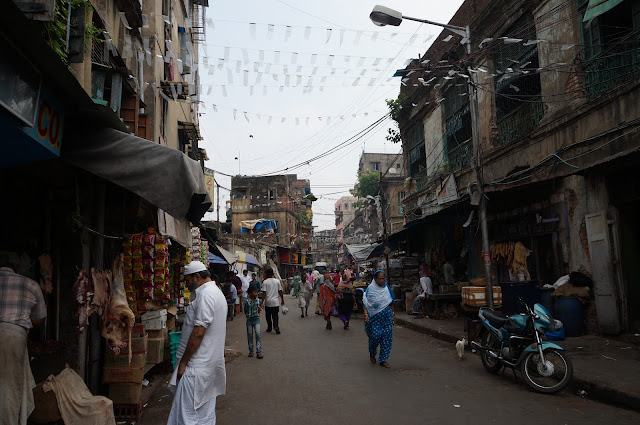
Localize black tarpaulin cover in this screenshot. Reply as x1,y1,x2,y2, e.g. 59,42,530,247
64,127,211,223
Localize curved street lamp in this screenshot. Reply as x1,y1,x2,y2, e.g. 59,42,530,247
370,4,494,308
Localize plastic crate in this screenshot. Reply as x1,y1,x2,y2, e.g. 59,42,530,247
113,400,142,421
169,331,182,345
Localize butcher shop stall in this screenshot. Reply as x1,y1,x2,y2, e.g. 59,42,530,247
0,128,211,423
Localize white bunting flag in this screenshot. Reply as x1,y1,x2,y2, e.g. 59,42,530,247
330,68,336,75
233,109,237,120
360,69,366,76
291,52,298,64
273,74,279,82
235,60,241,72
285,75,290,87
224,47,230,61
227,68,233,83
283,65,288,74
267,24,274,39
218,58,224,69
372,57,381,66
259,50,265,63
358,57,366,67
305,117,309,126
371,32,378,42
263,86,268,96
268,116,272,124
206,18,214,29
312,67,318,75
243,70,249,86
250,23,256,39
326,28,332,43
352,77,360,86
408,34,418,44
279,86,284,93
242,48,249,64
327,55,334,66
296,65,302,73
265,63,271,73
340,29,345,45
443,35,453,42
304,26,311,40
274,51,281,63
311,54,317,65
212,104,217,112
368,78,376,86
256,72,263,84
386,58,393,65
244,112,250,122
296,75,302,86
222,86,228,97
285,26,292,42
354,31,362,45
207,85,213,95
253,62,259,71
345,56,351,63
296,118,300,126
503,38,522,44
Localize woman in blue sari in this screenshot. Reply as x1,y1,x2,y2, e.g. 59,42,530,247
363,270,395,368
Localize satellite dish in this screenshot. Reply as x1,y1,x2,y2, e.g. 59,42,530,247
389,168,397,174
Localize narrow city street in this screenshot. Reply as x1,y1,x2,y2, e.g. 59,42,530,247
139,294,640,425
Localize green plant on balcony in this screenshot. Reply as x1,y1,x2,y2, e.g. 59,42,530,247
41,0,102,65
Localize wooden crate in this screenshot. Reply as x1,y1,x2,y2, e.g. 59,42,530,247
462,286,502,306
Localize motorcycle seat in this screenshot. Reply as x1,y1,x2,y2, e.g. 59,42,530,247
482,309,509,328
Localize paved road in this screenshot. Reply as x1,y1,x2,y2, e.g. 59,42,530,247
140,294,640,424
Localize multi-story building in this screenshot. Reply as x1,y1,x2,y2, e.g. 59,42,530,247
230,174,313,276
311,229,338,269
1,0,211,397
334,195,358,243
359,152,406,235
391,0,640,334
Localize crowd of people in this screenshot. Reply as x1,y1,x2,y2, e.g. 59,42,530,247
167,262,396,424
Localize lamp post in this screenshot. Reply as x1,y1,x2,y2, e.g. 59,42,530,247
370,5,494,308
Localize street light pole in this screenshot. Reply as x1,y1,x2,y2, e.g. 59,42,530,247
370,5,494,308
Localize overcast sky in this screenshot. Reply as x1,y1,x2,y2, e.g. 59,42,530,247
199,0,464,230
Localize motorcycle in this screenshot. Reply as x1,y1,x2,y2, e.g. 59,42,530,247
470,297,573,394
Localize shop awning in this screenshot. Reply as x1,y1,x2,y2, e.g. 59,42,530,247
235,252,261,266
583,0,624,21
345,243,383,262
209,252,227,264
211,244,238,264
63,127,211,224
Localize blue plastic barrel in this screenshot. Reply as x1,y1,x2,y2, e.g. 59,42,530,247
554,296,584,337
540,289,555,316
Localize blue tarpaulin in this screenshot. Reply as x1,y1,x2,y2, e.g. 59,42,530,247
209,252,227,264
239,219,277,235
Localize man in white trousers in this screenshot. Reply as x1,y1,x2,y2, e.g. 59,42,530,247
167,261,227,424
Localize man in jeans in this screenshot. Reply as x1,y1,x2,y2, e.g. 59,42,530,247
260,268,284,334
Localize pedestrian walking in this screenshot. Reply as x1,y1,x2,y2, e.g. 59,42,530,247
261,268,284,334
224,279,237,321
240,269,251,308
168,261,227,424
231,271,242,312
0,255,47,425
319,276,337,330
298,277,313,317
336,279,357,330
291,274,301,297
314,271,325,315
363,270,395,369
249,272,261,291
244,286,263,359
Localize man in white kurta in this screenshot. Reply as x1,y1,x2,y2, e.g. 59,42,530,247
168,261,227,424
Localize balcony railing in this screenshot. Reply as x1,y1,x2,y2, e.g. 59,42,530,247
497,101,544,147
583,32,640,99
445,137,472,171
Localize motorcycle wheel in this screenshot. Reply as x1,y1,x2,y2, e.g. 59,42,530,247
520,348,573,394
480,332,502,374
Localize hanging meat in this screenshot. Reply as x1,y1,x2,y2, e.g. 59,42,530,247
72,270,92,332
38,253,54,294
101,254,136,359
510,241,532,280
90,268,111,317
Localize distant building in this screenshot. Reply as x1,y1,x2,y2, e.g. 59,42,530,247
230,174,313,277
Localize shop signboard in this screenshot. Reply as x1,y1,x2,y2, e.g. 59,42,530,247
436,174,458,205
204,167,215,211
21,85,65,157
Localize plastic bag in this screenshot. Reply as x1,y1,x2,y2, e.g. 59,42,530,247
281,305,289,315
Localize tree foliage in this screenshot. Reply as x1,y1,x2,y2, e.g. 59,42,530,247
350,171,380,198
385,93,408,144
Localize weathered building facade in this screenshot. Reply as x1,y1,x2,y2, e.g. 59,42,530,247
393,0,640,333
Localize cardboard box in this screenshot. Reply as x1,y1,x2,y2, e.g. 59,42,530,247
146,338,164,364
102,366,144,384
131,323,146,337
141,309,167,330
147,328,168,339
104,352,147,369
106,335,148,356
462,286,502,306
108,383,142,404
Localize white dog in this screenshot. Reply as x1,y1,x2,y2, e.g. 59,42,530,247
455,338,468,359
